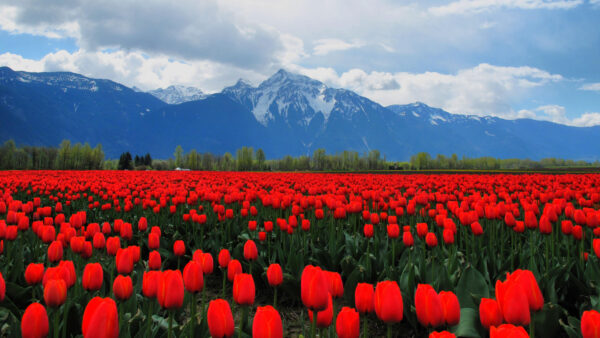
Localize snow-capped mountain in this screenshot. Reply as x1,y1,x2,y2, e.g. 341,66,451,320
149,85,206,104
222,69,401,155
1,66,599,160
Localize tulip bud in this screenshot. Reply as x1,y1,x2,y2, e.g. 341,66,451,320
207,299,235,338
21,303,49,338
82,297,119,338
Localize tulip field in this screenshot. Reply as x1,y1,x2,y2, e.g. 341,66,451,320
2,171,600,338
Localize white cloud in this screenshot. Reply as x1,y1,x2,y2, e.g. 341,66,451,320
579,83,600,91
0,1,299,69
517,105,600,126
312,39,365,56
0,5,80,39
0,50,266,92
430,0,584,16
294,63,562,117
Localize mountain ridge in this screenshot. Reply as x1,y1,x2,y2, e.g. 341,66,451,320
1,66,598,161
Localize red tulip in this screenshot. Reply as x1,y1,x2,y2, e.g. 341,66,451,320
301,265,329,312
363,224,374,238
582,309,600,338
119,222,132,242
25,263,45,285
113,275,133,301
495,278,530,326
148,250,161,270
82,297,119,338
415,284,444,328
267,263,283,287
227,259,242,282
201,253,214,274
417,223,428,238
47,241,63,262
183,260,204,293
479,298,503,330
511,269,543,312
470,222,483,236
439,291,460,326
44,278,67,307
173,240,185,256
308,293,333,328
21,302,49,338
142,271,161,298
252,305,283,338
524,211,537,229
387,224,400,239
218,249,231,269
115,248,134,275
0,272,4,302
593,239,600,259
326,271,344,299
355,283,374,314
138,217,148,232
374,280,403,323
82,263,103,291
106,237,120,256
148,233,160,249
425,232,438,248
403,231,414,246
207,299,235,338
243,240,258,261
158,270,184,309
336,307,360,338
92,232,105,249
233,273,255,306
490,324,529,337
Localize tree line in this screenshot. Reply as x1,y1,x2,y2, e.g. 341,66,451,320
0,140,104,170
408,152,600,170
2,139,598,171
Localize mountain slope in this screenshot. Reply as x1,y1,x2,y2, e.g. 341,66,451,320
0,66,166,156
149,85,206,104
1,66,599,161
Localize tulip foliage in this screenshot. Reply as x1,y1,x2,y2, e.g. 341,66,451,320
0,171,599,336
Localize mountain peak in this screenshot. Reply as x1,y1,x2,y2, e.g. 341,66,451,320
148,85,205,104
260,68,319,89
234,78,253,88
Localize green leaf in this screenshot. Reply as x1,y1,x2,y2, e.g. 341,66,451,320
559,317,581,338
456,266,489,309
532,303,562,338
451,308,481,338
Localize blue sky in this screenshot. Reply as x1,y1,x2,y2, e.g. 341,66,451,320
0,0,598,125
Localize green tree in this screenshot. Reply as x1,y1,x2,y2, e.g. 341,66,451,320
256,148,266,170
118,152,133,170
174,145,184,168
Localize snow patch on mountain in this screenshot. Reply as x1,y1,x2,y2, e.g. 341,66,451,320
149,85,206,104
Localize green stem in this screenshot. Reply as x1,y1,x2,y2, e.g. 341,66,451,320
530,312,535,338
274,287,278,308
200,287,206,325
311,310,318,338
222,269,227,298
387,324,393,338
190,293,197,338
168,311,174,338
62,301,69,338
362,315,368,338
146,301,153,338
53,308,60,338
391,241,396,272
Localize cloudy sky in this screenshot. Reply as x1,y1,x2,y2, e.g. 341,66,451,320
1,0,599,126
